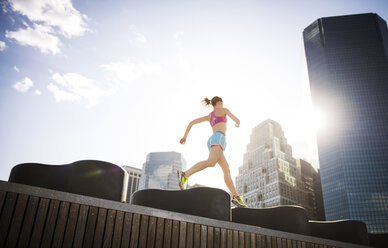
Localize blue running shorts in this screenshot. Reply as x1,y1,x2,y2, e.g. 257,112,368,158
207,132,227,151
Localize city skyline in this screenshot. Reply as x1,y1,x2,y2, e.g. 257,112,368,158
1,0,388,192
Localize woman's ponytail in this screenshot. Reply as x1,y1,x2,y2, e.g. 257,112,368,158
202,96,223,107
202,97,212,107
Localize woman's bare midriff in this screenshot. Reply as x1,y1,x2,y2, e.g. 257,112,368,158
212,122,227,134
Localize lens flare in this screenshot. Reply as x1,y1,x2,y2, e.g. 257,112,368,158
312,108,326,132
85,169,104,177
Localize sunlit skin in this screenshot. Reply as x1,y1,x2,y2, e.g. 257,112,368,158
180,100,241,196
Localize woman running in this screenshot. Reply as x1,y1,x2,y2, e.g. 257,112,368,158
178,96,247,207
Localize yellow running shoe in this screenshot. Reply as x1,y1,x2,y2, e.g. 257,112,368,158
177,170,188,190
232,195,247,208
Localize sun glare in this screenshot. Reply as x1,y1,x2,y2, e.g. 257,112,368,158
312,108,326,132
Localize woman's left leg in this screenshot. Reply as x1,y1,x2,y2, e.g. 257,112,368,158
218,152,239,196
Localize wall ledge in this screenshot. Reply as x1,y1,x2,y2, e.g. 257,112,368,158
0,180,371,248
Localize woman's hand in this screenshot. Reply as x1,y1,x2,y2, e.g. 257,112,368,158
180,137,186,145
235,120,240,127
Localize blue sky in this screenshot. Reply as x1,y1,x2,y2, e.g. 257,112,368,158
1,0,387,190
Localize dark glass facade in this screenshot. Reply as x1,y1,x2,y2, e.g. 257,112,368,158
303,13,388,233
296,159,326,221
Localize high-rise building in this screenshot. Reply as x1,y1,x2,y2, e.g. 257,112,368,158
303,13,388,233
313,168,325,220
187,183,206,189
122,166,142,203
236,119,312,214
139,151,186,190
296,159,325,220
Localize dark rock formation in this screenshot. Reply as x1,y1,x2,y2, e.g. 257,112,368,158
131,187,231,221
8,160,128,202
232,206,310,235
309,220,369,245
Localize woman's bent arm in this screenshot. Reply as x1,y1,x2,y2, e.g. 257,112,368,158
224,108,240,127
180,115,209,144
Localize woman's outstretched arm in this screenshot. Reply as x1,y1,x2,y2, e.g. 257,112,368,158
224,108,240,127
180,115,209,144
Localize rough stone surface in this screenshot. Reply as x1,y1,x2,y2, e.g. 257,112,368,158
232,206,310,235
309,220,370,245
131,187,231,221
8,160,128,202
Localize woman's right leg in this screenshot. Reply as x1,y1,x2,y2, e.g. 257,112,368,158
185,146,223,177
218,153,247,207
218,153,239,196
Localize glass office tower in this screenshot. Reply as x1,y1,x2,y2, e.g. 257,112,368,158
139,151,186,190
303,13,388,233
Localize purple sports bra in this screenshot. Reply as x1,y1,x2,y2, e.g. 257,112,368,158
210,110,227,127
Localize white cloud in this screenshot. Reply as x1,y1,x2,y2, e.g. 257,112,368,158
1,1,9,13
100,60,162,83
48,72,114,107
13,77,34,93
14,66,19,72
179,58,191,73
9,0,89,38
130,25,147,43
34,90,41,95
5,0,89,55
0,41,7,51
47,83,81,102
6,24,61,54
135,32,147,43
137,62,162,75
173,31,184,41
173,31,186,55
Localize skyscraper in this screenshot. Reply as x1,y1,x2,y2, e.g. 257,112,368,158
122,166,142,203
303,13,388,233
236,119,313,215
296,159,325,220
139,151,186,190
